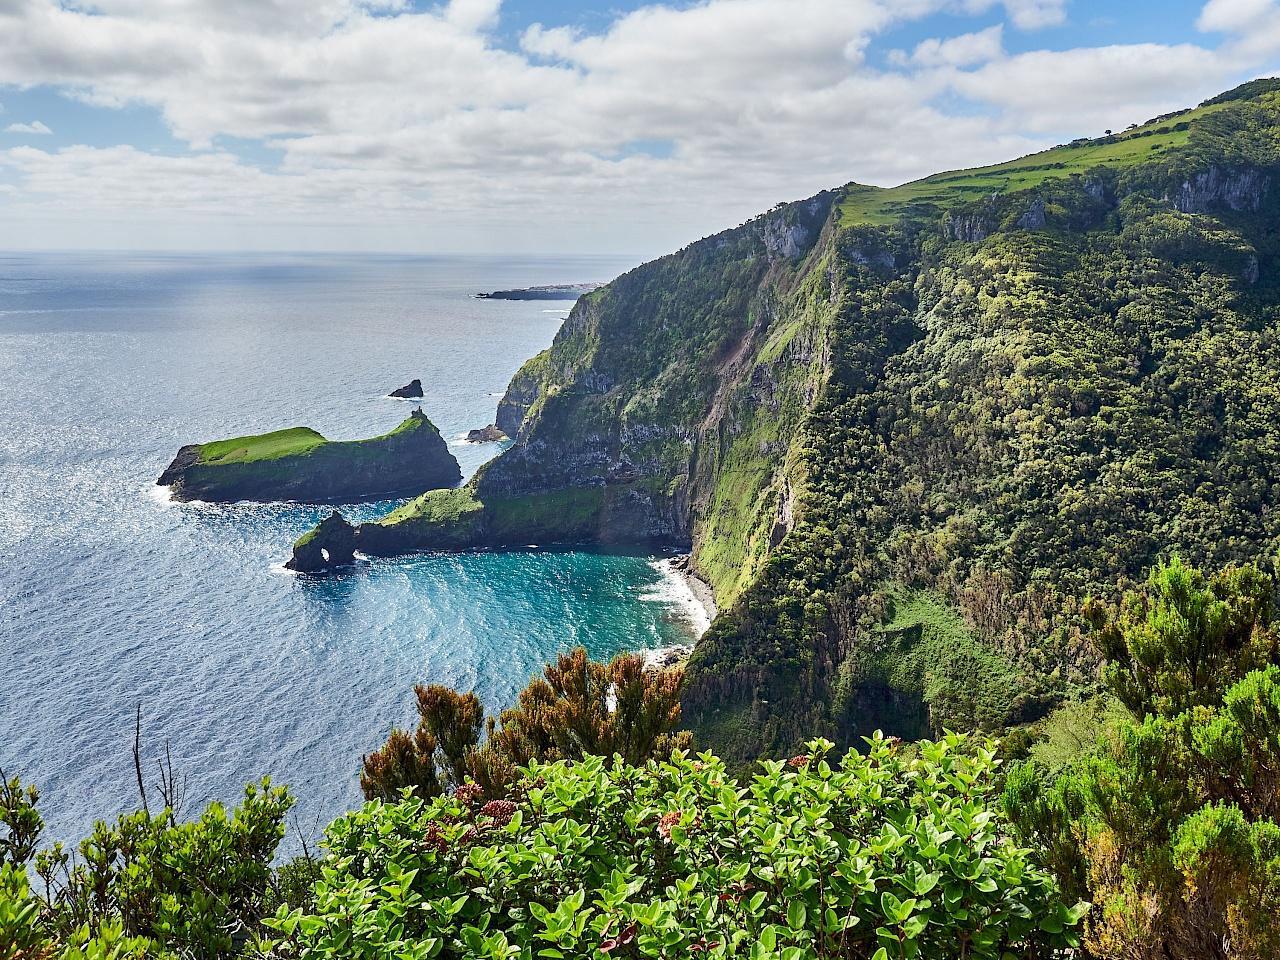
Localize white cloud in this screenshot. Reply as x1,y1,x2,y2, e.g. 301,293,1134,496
1198,0,1280,58
892,25,1005,67
5,120,51,134
0,0,1274,252
1199,0,1275,32
952,42,1227,131
998,0,1069,29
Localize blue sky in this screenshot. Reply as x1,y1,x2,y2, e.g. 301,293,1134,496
0,0,1275,253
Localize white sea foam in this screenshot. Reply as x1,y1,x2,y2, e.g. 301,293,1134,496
145,482,177,508
641,558,712,639
143,483,232,515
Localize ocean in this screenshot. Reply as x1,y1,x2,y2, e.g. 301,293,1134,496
0,252,708,852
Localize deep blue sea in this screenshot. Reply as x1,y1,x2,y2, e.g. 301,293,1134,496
0,253,708,853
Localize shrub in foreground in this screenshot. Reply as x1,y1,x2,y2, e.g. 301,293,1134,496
0,773,291,960
266,734,1085,960
361,649,691,803
1005,559,1280,959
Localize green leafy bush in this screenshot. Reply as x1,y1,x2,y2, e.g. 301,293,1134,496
10,779,294,960
1,861,53,960
267,734,1084,960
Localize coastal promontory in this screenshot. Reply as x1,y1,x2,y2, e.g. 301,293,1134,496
158,408,461,503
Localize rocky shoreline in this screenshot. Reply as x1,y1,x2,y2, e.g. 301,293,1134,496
664,554,718,622
466,424,508,443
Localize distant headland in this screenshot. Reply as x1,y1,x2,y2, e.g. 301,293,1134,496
475,283,603,300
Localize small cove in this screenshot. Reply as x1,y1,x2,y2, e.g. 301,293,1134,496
0,252,707,850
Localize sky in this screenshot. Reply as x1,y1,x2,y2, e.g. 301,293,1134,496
0,0,1277,255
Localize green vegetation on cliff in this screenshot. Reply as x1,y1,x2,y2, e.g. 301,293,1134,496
1004,557,1280,959
836,100,1229,227
682,78,1280,763
294,78,1280,769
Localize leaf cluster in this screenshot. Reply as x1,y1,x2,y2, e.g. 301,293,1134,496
267,733,1084,960
0,776,292,960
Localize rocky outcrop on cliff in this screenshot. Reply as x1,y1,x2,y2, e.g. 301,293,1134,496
159,408,461,503
156,444,200,487
1169,165,1269,214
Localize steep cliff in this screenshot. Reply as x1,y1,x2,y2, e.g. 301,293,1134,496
332,189,840,609
160,408,461,504
299,79,1280,764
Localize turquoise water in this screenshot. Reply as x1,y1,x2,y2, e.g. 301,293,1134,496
0,253,705,850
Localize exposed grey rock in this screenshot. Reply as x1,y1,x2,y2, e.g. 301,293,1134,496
1017,198,1046,230
770,481,795,548
389,379,424,398
157,444,200,488
762,219,810,257
466,424,508,443
1170,165,1270,214
850,249,896,268
580,370,615,393
943,213,990,243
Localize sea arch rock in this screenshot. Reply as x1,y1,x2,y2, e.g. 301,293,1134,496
286,511,356,572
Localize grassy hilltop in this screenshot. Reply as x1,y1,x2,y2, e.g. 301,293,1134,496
196,426,328,465
298,78,1280,766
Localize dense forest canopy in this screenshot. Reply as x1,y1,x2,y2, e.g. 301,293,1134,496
682,77,1280,763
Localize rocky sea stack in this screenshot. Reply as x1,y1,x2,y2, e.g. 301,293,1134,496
389,378,424,398
466,424,507,443
158,408,461,503
286,511,357,572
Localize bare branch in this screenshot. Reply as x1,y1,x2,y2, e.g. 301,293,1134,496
133,704,149,817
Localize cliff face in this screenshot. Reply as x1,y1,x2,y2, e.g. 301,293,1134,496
340,190,840,604
161,409,461,504
300,79,1280,765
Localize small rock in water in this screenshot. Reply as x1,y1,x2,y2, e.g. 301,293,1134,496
389,378,424,398
466,424,508,443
